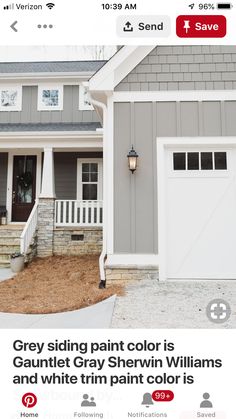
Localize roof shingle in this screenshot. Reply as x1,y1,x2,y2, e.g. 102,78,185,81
0,61,106,74
0,122,102,132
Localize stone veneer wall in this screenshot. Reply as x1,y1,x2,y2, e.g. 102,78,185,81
53,227,102,255
105,266,159,282
25,234,37,263
37,198,55,257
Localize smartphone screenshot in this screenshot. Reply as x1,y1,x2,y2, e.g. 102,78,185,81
0,1,235,418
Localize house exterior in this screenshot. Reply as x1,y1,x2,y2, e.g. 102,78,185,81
0,60,105,267
89,45,236,282
1,46,236,283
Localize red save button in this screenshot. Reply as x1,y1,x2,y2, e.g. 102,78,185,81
176,15,226,38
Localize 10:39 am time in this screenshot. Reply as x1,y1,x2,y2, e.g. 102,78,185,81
101,3,137,10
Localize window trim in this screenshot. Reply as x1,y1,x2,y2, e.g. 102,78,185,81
37,84,63,111
77,158,103,200
0,85,22,112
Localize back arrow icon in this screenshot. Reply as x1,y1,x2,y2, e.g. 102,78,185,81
10,21,18,32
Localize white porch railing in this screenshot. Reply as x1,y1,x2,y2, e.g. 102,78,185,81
20,200,39,254
55,200,103,227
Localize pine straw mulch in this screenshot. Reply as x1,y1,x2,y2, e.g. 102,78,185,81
0,255,124,314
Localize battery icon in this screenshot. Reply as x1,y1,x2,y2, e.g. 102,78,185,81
217,3,232,8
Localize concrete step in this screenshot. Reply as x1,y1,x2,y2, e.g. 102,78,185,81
0,253,11,261
0,231,23,238
0,245,21,254
0,259,10,268
0,238,21,245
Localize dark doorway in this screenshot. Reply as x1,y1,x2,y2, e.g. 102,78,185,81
12,155,37,222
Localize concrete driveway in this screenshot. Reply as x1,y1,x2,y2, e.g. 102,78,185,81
0,296,116,329
111,279,236,328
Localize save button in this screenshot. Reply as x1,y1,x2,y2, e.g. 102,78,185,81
176,15,226,38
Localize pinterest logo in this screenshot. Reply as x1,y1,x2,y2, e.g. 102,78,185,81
22,393,37,408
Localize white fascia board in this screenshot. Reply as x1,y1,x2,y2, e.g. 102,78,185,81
0,131,102,138
0,139,103,149
89,46,155,92
0,132,103,148
113,90,236,102
0,72,95,82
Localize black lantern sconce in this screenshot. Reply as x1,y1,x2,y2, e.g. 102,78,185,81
127,145,139,174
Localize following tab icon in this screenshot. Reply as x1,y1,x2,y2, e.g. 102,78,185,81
176,15,227,38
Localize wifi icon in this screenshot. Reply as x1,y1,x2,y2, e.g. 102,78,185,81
46,2,55,9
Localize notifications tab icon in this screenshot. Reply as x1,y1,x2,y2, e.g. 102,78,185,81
176,15,226,38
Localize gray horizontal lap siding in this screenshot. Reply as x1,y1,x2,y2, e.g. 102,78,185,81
114,101,236,254
0,86,99,124
116,46,236,91
54,152,103,200
0,153,8,206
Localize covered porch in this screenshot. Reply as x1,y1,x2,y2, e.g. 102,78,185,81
0,128,103,258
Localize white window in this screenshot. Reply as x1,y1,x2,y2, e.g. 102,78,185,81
77,159,103,200
173,151,227,171
0,85,22,111
79,85,93,110
37,84,63,111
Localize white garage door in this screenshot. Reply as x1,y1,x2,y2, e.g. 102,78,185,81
166,148,236,279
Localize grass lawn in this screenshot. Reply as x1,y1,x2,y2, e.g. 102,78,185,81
0,255,123,314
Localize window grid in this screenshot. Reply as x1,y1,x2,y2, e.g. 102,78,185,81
173,152,227,171
82,163,98,200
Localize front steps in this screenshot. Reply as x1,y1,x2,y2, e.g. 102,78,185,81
0,225,24,268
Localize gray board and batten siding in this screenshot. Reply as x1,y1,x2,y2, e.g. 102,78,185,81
0,86,99,124
116,45,236,92
54,152,103,200
114,46,236,255
0,153,8,206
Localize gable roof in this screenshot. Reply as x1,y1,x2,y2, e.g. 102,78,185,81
89,46,155,94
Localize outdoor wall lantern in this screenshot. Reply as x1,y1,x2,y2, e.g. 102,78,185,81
127,145,139,173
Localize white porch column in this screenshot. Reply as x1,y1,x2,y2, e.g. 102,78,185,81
40,147,55,198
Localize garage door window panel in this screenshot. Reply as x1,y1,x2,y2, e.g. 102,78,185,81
173,153,186,170
188,152,199,170
214,152,227,170
173,151,227,172
201,152,213,170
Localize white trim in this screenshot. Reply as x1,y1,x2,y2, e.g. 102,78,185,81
0,131,102,138
106,95,114,254
157,136,236,282
79,85,93,110
0,84,22,111
89,97,107,283
89,46,155,92
113,90,236,103
6,150,42,222
77,158,103,201
0,137,102,150
0,72,95,83
106,254,159,267
37,84,63,111
40,147,55,198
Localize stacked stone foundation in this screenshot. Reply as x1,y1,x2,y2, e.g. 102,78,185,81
37,198,55,257
105,266,159,282
53,227,102,255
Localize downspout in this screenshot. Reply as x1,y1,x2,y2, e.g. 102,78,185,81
89,96,107,289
